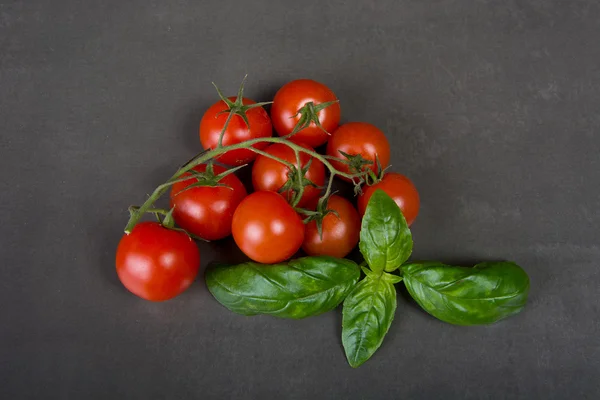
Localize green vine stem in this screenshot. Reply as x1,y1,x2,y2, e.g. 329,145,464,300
290,149,304,208
124,137,368,233
124,78,370,234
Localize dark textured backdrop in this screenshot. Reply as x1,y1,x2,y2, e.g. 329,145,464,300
1,1,599,399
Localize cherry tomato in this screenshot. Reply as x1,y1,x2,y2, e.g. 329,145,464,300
302,195,361,258
116,222,200,301
169,164,247,240
199,97,272,165
358,172,420,226
326,122,390,182
271,79,341,148
232,191,305,264
251,142,325,208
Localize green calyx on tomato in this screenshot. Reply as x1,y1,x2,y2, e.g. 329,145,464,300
252,143,325,208
301,194,361,259
172,163,246,195
326,122,391,191
199,77,273,166
287,100,339,138
338,150,374,175
277,157,321,206
271,79,341,148
298,191,340,237
169,163,248,241
211,76,273,146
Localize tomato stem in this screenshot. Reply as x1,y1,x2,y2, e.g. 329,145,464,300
251,147,296,170
216,109,235,148
290,149,304,208
323,172,336,200
128,205,170,216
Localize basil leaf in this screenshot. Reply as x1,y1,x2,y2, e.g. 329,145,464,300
342,275,397,368
359,190,412,273
205,256,360,319
402,261,530,325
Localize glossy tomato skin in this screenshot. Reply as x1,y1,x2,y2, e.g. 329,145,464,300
358,173,420,226
170,164,247,240
116,222,200,301
251,142,325,208
232,191,305,264
199,97,272,166
271,79,341,148
326,122,390,182
302,195,361,258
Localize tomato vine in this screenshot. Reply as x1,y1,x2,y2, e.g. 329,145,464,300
124,77,371,235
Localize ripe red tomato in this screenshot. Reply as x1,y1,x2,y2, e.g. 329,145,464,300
302,195,361,258
116,222,200,301
326,122,390,182
251,142,325,208
199,97,272,165
358,172,420,226
271,79,341,148
232,191,305,264
169,164,247,240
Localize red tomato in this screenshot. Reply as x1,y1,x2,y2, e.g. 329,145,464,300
358,173,420,226
116,222,200,301
251,142,325,208
199,97,272,165
232,191,305,264
170,164,247,240
271,79,341,148
326,122,390,182
302,195,361,258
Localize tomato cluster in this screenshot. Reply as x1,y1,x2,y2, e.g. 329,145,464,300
117,78,420,301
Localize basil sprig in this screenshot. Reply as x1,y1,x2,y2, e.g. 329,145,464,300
206,256,360,319
341,190,530,367
204,189,530,368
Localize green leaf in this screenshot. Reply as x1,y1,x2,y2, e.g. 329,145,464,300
205,256,360,319
342,275,397,368
402,261,530,325
359,190,413,273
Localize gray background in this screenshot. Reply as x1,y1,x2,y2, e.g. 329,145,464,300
1,0,599,399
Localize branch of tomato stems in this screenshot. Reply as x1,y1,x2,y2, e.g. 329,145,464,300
124,82,370,234
124,136,369,233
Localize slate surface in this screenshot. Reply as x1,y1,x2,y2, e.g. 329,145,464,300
1,1,599,399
